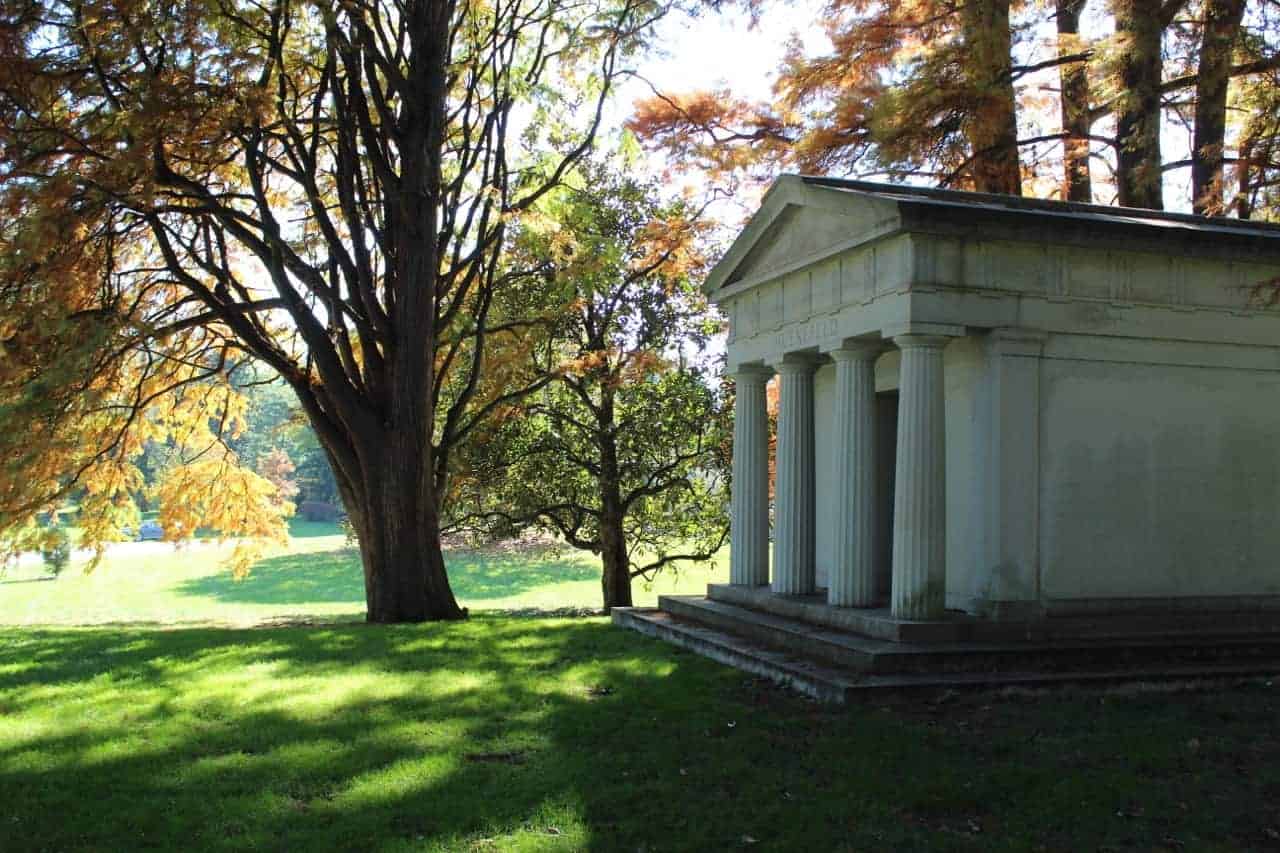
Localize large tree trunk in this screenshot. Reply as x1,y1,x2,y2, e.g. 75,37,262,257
1192,0,1247,214
321,427,466,623
1057,0,1093,202
1114,0,1176,209
1236,132,1257,219
363,444,465,623
962,0,1023,195
339,0,463,625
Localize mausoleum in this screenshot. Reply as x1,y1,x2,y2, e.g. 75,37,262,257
617,176,1280,696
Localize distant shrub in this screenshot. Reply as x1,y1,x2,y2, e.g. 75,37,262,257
339,516,359,547
41,526,72,576
298,501,341,522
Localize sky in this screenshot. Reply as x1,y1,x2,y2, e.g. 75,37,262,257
605,2,1202,215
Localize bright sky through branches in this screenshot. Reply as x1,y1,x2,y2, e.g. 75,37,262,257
616,2,1205,214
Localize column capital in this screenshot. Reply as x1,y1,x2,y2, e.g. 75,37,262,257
892,333,954,351
883,322,966,342
773,353,823,376
825,339,886,362
729,364,776,384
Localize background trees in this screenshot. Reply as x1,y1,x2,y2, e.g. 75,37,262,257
0,0,662,621
449,168,730,610
630,0,1280,216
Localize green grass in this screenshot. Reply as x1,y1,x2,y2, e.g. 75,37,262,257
2,618,1278,851
5,534,1278,850
0,526,726,626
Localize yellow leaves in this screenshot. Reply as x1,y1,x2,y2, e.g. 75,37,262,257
545,225,581,266
77,459,145,557
153,455,292,579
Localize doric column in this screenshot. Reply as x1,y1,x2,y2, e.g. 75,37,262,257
772,357,818,595
890,334,950,619
828,342,881,607
729,366,774,586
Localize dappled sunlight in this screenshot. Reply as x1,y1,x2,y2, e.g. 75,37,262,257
4,619,1280,850
0,618,696,850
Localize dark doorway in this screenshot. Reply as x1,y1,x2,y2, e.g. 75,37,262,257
874,391,898,602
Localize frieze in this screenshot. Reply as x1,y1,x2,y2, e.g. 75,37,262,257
775,316,839,352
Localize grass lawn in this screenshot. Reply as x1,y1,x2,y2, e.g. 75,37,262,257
0,521,726,626
2,618,1279,851
5,530,1279,851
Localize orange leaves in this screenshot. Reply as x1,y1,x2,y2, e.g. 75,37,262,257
627,89,794,176
153,455,292,579
628,0,1020,188
634,213,713,283
556,348,612,378
257,448,300,508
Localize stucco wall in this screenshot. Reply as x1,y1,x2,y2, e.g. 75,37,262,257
1039,340,1280,608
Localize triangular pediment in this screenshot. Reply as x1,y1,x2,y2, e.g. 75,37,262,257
704,176,906,296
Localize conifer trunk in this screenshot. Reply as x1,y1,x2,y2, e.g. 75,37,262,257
1114,0,1175,209
1192,0,1247,214
1056,0,1093,202
962,0,1022,195
329,429,465,624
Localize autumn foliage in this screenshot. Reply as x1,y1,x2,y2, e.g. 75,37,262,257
630,0,1280,215
0,0,661,621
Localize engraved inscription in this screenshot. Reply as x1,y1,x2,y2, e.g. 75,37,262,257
776,316,839,352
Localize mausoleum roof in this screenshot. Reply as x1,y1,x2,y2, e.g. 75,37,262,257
706,175,1280,296
801,176,1280,240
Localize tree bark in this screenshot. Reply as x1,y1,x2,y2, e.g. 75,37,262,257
1114,0,1178,209
1192,0,1247,214
962,0,1023,195
350,0,463,623
599,505,632,611
596,385,632,611
320,426,466,623
1057,0,1093,202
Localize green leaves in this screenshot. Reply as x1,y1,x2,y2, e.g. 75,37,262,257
446,163,730,600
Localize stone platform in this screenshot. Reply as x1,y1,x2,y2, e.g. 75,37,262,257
612,590,1280,703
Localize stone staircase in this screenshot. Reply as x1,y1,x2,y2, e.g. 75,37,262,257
612,587,1280,703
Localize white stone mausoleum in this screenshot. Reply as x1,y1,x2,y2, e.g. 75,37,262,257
712,176,1280,624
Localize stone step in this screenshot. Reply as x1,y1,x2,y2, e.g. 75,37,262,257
611,607,861,703
659,594,890,672
612,606,1280,702
659,595,1280,676
705,583,990,643
706,583,1280,646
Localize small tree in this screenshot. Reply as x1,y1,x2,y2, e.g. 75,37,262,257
450,168,731,610
40,524,72,576
257,449,300,511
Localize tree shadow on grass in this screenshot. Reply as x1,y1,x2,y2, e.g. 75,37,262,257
0,619,728,851
175,545,600,607
4,621,1280,851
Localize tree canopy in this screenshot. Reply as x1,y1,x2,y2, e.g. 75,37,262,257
448,165,730,609
0,0,663,620
630,0,1280,215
